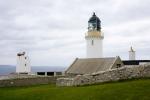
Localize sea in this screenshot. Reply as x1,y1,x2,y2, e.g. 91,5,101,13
0,65,66,75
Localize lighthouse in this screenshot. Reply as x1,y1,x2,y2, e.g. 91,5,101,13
129,46,136,60
16,52,31,74
85,12,104,58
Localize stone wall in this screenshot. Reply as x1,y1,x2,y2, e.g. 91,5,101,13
56,65,150,86
0,76,56,87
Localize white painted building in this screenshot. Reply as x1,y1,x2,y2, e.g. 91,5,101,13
16,52,31,74
129,47,136,60
85,13,104,58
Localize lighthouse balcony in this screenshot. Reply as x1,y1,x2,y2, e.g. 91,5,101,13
85,31,104,38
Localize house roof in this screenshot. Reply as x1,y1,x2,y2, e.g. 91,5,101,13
66,56,122,75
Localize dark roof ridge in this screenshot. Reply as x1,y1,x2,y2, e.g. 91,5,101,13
77,57,116,60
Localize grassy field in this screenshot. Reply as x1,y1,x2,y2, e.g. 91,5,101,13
0,79,150,100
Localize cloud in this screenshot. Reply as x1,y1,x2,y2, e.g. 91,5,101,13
0,0,150,66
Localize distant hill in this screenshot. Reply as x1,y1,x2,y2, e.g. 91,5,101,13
0,65,66,75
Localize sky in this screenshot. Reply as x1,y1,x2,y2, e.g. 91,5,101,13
0,0,150,67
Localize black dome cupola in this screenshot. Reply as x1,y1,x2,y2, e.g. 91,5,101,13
88,12,101,31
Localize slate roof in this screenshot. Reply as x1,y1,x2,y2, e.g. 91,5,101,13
66,56,123,75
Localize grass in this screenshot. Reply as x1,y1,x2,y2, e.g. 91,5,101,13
0,79,150,100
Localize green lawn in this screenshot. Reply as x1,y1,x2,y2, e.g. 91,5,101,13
0,79,150,100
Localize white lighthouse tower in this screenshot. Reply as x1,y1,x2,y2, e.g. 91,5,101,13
85,12,104,58
16,52,31,74
129,46,136,60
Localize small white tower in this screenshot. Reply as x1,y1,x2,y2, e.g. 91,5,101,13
16,52,31,74
85,12,104,58
129,46,135,60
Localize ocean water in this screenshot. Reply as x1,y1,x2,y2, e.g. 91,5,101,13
0,65,66,75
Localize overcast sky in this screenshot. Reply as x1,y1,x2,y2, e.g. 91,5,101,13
0,0,150,67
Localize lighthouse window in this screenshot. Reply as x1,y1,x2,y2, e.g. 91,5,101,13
25,57,27,59
25,64,26,66
91,40,94,45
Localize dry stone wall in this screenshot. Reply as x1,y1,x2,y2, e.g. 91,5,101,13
56,65,150,86
0,76,56,87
